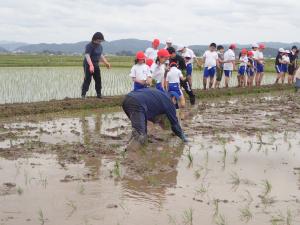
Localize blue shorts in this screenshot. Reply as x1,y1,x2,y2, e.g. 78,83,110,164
247,68,255,76
168,83,183,97
257,63,264,73
156,83,164,92
275,65,282,74
186,63,193,76
282,64,288,73
238,66,247,76
204,67,216,78
133,82,146,91
224,70,232,77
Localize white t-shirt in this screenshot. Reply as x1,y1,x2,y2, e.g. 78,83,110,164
282,55,290,64
202,50,218,68
166,67,183,83
182,48,197,64
239,55,248,67
223,49,236,71
252,50,259,60
150,63,166,83
129,64,152,81
145,47,158,61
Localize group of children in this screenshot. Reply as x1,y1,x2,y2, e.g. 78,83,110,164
129,38,299,108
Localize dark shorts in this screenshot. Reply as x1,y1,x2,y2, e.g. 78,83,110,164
224,70,232,77
282,64,288,73
238,66,247,76
186,63,193,76
288,66,296,76
247,68,255,76
275,65,282,74
168,83,183,97
216,67,223,81
257,63,264,73
204,67,216,78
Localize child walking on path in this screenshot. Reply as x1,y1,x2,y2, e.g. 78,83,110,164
130,51,152,91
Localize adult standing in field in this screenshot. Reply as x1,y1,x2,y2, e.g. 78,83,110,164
81,32,111,99
255,44,265,86
167,47,196,105
177,46,201,89
145,39,160,61
288,46,298,84
223,44,237,88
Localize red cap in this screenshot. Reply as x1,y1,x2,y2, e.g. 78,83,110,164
229,43,237,49
247,51,254,57
259,44,266,49
241,48,248,54
146,58,154,67
136,51,146,60
152,39,160,48
169,62,178,67
157,49,170,58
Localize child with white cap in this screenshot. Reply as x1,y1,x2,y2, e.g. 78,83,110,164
165,38,173,49
255,44,266,86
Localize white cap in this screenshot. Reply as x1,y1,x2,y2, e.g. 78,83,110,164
182,51,192,58
285,50,290,54
279,48,285,53
166,37,173,43
177,46,185,51
252,43,259,48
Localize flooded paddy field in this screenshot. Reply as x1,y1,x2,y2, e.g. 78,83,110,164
0,91,300,225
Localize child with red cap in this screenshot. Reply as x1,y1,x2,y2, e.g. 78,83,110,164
223,44,237,88
145,39,160,61
237,48,248,87
130,51,152,91
150,49,170,92
247,51,255,87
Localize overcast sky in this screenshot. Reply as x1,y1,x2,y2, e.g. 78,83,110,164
0,0,299,45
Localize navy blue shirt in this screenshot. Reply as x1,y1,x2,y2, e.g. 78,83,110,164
127,88,184,138
83,42,103,67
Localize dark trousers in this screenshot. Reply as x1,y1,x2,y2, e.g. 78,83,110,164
81,64,102,96
122,96,147,142
180,79,195,104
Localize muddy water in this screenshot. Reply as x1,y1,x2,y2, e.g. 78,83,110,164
0,93,300,225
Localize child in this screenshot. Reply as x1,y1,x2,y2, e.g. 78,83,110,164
215,45,225,89
202,43,219,90
166,62,186,108
288,46,298,84
238,48,248,87
255,44,265,86
145,39,160,61
295,67,300,92
130,51,152,91
223,44,237,88
275,48,285,84
151,49,170,92
281,50,290,84
246,51,255,87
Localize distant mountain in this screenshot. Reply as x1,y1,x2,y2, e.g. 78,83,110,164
0,41,28,51
0,46,8,53
0,39,299,57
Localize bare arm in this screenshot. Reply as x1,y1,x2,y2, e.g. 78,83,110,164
100,55,111,69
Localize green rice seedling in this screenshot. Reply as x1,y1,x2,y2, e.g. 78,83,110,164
17,186,23,195
38,209,46,225
212,199,219,218
284,131,288,143
248,141,253,152
196,183,210,197
215,214,226,225
260,195,276,207
233,154,238,165
235,145,241,153
113,160,121,178
261,180,272,196
222,147,227,169
257,132,263,145
187,149,193,166
182,208,193,225
194,169,201,180
288,142,292,151
66,199,77,217
229,172,240,191
78,184,85,195
239,205,253,223
240,190,254,206
168,215,179,225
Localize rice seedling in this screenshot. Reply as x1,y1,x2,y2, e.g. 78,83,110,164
168,215,179,225
194,169,201,180
113,160,121,178
186,149,193,166
38,209,46,225
239,205,253,223
229,172,240,191
270,209,293,225
257,132,263,145
233,154,238,165
215,214,226,225
248,141,253,152
182,208,193,225
261,179,272,196
195,183,210,197
240,190,254,206
17,186,23,195
66,199,77,217
78,184,85,195
212,199,220,218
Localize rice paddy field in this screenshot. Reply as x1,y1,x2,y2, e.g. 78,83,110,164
0,55,299,225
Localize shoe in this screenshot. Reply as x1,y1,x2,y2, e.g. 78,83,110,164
97,94,102,99
190,96,196,105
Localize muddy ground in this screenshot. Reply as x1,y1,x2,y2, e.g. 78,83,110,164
0,90,300,225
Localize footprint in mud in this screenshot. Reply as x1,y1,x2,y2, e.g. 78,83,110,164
0,183,17,196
